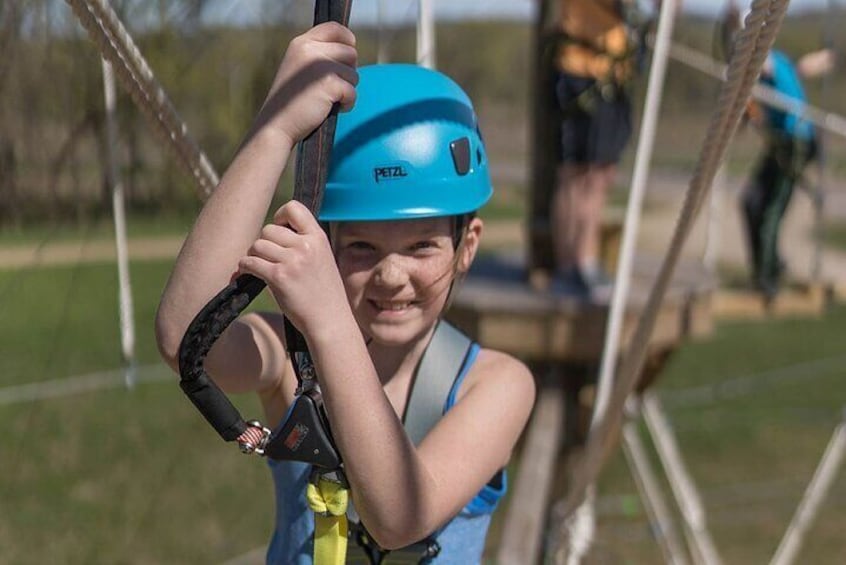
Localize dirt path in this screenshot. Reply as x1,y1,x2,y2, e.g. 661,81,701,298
2,171,845,287
0,236,185,269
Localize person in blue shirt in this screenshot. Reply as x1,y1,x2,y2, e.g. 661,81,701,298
155,23,535,564
740,48,827,301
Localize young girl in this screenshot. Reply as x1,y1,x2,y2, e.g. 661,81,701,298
155,23,535,564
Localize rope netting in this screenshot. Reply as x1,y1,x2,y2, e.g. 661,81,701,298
552,0,793,561
65,0,220,198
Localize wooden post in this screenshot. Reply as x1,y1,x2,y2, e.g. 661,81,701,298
498,370,565,564
528,0,558,285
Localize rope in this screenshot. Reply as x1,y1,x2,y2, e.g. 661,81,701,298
0,364,171,406
560,0,680,561
64,0,219,199
666,39,846,141
552,1,792,561
661,352,846,409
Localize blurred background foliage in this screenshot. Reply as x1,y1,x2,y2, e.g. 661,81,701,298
0,1,844,226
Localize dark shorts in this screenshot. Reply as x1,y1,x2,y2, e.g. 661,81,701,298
554,72,633,165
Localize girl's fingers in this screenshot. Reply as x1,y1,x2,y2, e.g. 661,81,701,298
307,21,357,47
238,255,277,281
332,73,358,111
249,237,289,262
311,42,359,70
257,223,299,247
272,200,321,234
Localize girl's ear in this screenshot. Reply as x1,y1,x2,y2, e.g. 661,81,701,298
457,217,483,274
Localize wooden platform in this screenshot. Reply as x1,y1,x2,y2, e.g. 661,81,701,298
447,253,715,364
712,283,832,321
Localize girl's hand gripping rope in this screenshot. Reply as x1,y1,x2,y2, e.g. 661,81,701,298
239,201,351,341
254,22,358,150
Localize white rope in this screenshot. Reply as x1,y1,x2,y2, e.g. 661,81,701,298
662,352,846,408
101,58,137,389
642,393,723,565
554,1,792,557
667,39,846,141
622,410,691,565
65,0,219,199
770,410,846,565
416,0,436,69
556,0,680,561
0,364,171,406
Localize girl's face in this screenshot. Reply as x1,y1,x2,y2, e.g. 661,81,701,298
334,216,479,347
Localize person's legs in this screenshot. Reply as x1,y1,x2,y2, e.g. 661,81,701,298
758,140,801,296
552,162,590,274
580,162,617,272
741,175,766,284
551,161,615,298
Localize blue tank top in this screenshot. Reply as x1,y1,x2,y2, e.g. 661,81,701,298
265,343,507,564
762,50,813,141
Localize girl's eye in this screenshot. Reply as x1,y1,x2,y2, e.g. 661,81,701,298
411,240,437,252
347,241,375,251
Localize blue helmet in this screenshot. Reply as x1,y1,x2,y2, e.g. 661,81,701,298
319,64,493,222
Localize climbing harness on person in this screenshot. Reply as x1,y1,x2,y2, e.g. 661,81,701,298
548,0,652,118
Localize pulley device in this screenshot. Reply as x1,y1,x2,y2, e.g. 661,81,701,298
178,0,352,467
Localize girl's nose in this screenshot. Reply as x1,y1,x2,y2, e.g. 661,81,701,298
373,255,410,287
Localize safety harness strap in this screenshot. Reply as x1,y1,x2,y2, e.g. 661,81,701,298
347,321,473,564
307,475,350,565
403,320,473,446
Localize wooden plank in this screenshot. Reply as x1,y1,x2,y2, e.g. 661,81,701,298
497,377,565,565
448,254,715,363
712,284,831,321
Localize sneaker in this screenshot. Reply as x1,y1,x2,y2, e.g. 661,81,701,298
550,267,591,300
550,266,615,302
581,265,614,302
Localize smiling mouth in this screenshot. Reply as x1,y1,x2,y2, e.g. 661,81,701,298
371,300,413,312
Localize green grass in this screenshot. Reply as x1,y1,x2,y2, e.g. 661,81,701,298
2,253,846,562
0,211,199,247
593,306,846,564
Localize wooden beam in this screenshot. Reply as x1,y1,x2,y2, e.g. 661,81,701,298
497,375,565,564
712,284,831,321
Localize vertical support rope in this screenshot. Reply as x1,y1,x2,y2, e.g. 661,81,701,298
101,58,137,389
65,0,219,199
555,0,680,561
642,393,723,565
622,408,691,565
552,2,792,562
769,409,846,565
416,0,436,68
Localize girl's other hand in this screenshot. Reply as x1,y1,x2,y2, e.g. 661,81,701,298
238,201,350,339
256,22,358,148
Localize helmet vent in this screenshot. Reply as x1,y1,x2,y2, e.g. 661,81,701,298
476,147,483,165
450,137,471,176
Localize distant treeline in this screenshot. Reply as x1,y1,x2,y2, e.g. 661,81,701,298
0,2,842,225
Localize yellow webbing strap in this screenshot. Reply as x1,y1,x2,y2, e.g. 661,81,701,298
307,476,350,565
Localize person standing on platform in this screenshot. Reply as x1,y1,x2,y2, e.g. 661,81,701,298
549,0,652,300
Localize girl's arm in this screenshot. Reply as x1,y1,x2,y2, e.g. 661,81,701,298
317,343,536,549
154,23,358,397
240,204,536,549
